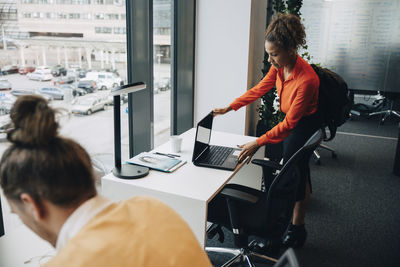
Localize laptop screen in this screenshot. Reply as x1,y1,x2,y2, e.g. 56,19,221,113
192,112,213,162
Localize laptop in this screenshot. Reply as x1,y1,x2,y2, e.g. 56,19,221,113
192,112,240,171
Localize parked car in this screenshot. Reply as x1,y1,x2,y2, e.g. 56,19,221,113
0,115,12,140
35,66,52,72
37,87,68,100
107,93,128,106
84,71,122,90
0,93,16,114
27,70,53,81
78,69,88,79
11,88,36,97
60,84,87,97
71,95,108,115
10,88,52,101
51,65,67,77
0,115,11,134
0,79,12,90
18,66,35,75
101,68,120,76
1,65,19,75
54,75,75,84
77,80,97,93
66,68,80,80
156,77,171,91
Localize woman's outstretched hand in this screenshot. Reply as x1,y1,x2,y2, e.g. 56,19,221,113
237,140,260,164
212,106,233,117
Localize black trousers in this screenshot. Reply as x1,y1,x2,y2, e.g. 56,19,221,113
281,111,322,201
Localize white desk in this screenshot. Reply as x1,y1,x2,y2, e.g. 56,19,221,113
0,224,55,267
102,129,264,247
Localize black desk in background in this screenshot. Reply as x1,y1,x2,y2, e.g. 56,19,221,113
394,123,400,177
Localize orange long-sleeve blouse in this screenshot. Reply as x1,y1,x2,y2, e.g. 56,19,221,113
230,55,319,146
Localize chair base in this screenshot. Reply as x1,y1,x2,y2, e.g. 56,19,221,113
368,109,400,124
313,143,337,165
367,96,400,124
206,246,278,267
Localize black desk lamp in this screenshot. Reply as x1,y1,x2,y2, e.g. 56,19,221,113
112,82,149,179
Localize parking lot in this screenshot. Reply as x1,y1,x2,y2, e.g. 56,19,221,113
0,73,171,172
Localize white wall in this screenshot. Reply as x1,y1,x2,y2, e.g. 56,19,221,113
195,0,252,135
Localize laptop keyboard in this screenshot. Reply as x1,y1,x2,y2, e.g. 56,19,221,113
202,146,234,166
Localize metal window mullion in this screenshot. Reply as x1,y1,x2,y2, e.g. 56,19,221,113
171,0,196,135
126,0,154,157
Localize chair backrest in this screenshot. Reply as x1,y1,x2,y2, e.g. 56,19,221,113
273,248,300,267
262,129,323,237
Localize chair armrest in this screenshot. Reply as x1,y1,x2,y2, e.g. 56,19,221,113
220,187,259,204
251,159,283,170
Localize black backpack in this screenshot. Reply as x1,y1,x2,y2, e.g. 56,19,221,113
311,64,353,141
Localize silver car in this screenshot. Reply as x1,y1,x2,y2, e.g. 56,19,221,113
0,93,16,115
38,87,66,100
11,88,52,102
27,70,53,81
0,79,12,90
71,96,107,115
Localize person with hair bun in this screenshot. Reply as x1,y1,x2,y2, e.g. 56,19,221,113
212,13,322,248
0,95,212,267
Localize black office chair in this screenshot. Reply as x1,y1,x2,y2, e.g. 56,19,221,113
0,195,4,237
206,129,323,266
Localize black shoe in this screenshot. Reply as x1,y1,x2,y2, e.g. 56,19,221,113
282,223,307,248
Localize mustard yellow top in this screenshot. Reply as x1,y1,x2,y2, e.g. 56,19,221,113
43,196,212,267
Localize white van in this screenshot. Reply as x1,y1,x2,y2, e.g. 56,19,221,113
27,70,53,81
83,71,122,90
35,66,52,73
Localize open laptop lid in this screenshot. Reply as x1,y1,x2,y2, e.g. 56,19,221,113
192,112,213,162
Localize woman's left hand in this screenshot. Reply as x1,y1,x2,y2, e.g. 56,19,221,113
237,140,260,163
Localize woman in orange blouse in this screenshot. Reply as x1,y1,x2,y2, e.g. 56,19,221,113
213,13,322,248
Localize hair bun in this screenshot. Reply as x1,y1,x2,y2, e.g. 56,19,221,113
8,95,59,146
266,13,306,51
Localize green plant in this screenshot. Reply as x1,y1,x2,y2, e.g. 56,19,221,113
257,0,304,133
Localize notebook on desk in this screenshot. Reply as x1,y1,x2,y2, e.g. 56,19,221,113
192,112,240,171
127,152,186,173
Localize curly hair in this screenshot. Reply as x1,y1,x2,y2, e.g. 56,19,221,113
265,13,306,51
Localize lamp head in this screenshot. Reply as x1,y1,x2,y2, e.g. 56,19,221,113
111,82,146,96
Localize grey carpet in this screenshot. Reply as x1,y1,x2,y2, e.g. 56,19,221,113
206,116,400,267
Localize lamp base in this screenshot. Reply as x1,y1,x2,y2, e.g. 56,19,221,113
113,164,149,179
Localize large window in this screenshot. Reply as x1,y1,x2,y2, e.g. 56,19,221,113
0,0,129,184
